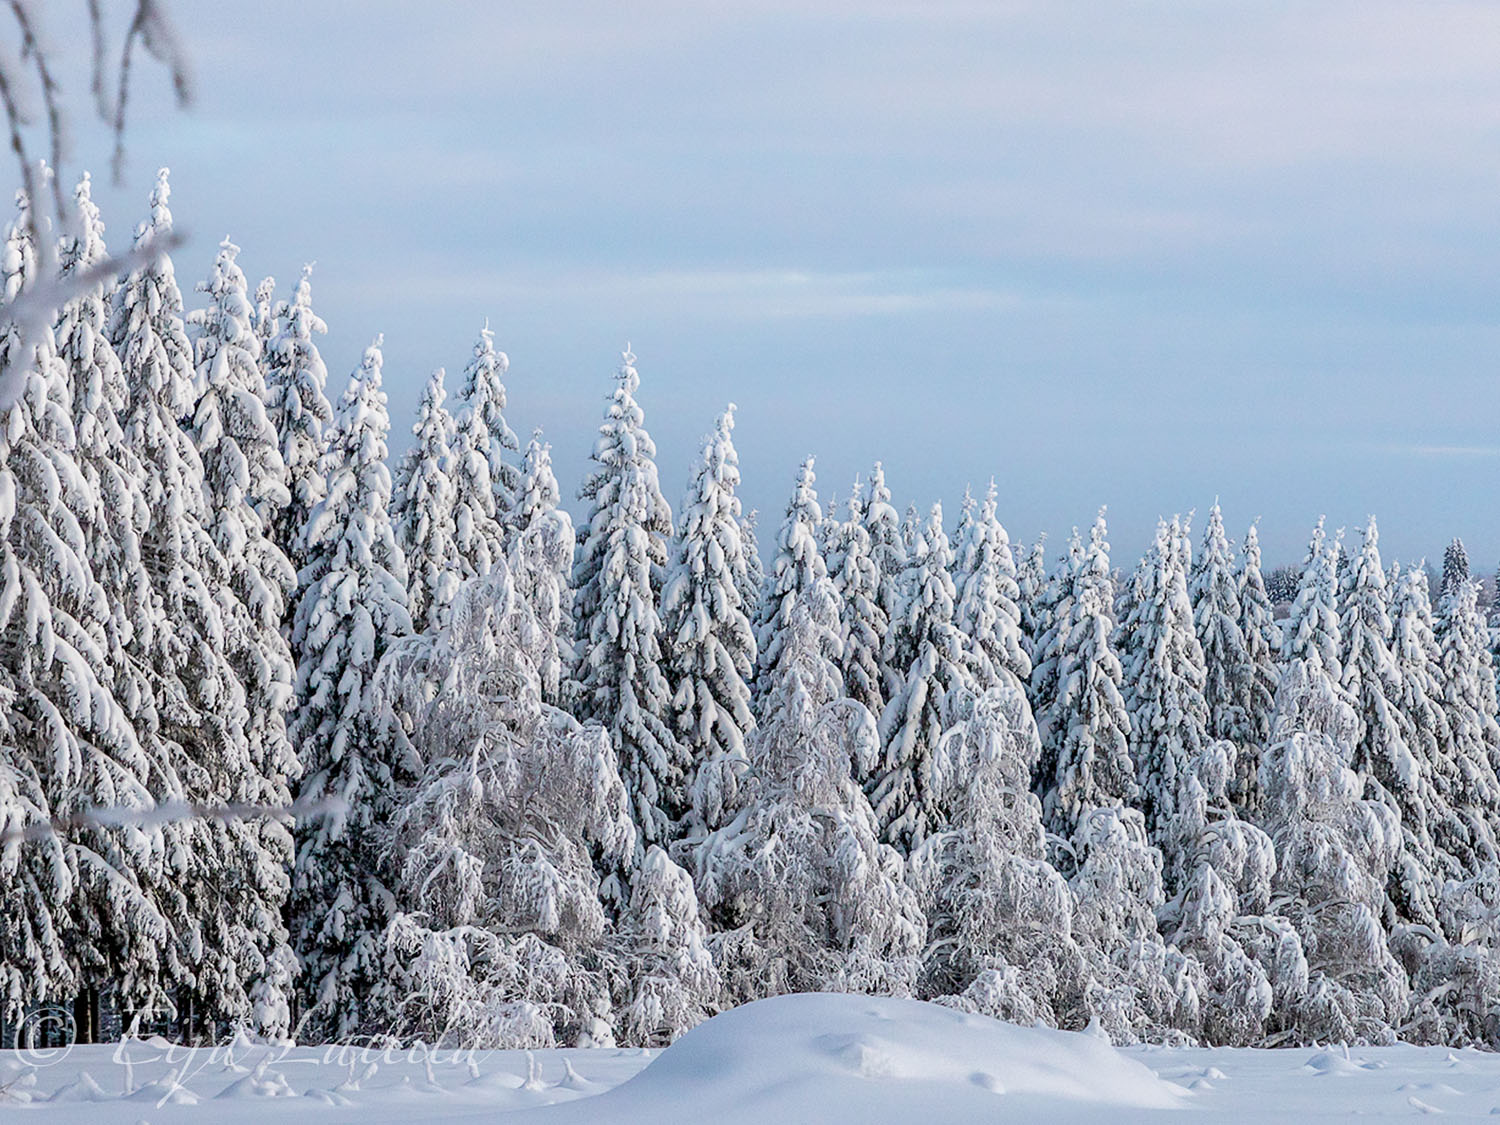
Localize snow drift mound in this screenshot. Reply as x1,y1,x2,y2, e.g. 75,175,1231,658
506,992,1182,1122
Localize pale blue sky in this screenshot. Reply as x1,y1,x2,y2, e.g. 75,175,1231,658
63,1,1500,568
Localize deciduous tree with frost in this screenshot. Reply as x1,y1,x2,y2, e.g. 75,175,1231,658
376,563,662,1048
693,581,925,1001
1259,656,1409,1044
910,684,1089,1029
1157,740,1307,1046
289,337,413,1041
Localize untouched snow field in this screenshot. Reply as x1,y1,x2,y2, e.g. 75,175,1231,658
4,993,1500,1122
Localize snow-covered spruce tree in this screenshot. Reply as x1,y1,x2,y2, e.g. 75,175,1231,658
910,683,1090,1029
251,276,278,358
1388,567,1476,886
1441,538,1470,603
831,481,887,729
1282,517,1344,680
573,348,682,848
1038,512,1136,848
1392,569,1500,1047
1259,656,1409,1044
1233,522,1282,813
737,507,765,626
1157,739,1308,1046
953,479,1031,696
55,174,200,1019
393,368,460,634
872,502,976,854
508,431,575,710
754,458,839,711
263,263,331,578
0,189,167,1024
459,323,521,525
1340,519,1448,933
113,171,274,1031
187,235,303,1035
447,326,516,582
1189,505,1249,747
1016,533,1048,664
1434,579,1500,881
693,586,925,1002
289,337,414,1041
661,406,756,840
1119,516,1209,889
375,563,711,1049
1028,529,1083,762
861,461,907,701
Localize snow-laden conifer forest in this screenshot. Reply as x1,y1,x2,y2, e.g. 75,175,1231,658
6,172,1500,1072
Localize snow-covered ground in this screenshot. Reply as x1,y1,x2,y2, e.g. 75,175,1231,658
3,993,1500,1122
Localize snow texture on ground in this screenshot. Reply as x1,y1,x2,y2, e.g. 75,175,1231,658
3,992,1500,1122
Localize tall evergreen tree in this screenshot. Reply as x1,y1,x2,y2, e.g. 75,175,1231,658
662,405,756,839
755,458,840,709
861,462,907,701
1435,579,1500,878
1120,517,1209,886
288,337,413,1040
459,324,520,522
1017,533,1048,663
393,368,460,634
1340,518,1445,932
953,480,1031,695
113,170,264,1029
1029,531,1084,740
1441,538,1470,602
508,431,575,710
0,189,168,1025
448,326,516,581
831,482,887,729
1190,504,1249,747
263,264,331,578
1233,522,1282,812
1038,512,1135,848
573,348,682,848
1283,517,1343,680
187,235,302,1034
872,502,974,854
1389,565,1474,897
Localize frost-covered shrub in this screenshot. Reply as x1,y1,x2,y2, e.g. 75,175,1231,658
911,685,1089,1029
1260,657,1409,1044
376,563,640,1047
693,587,925,1002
